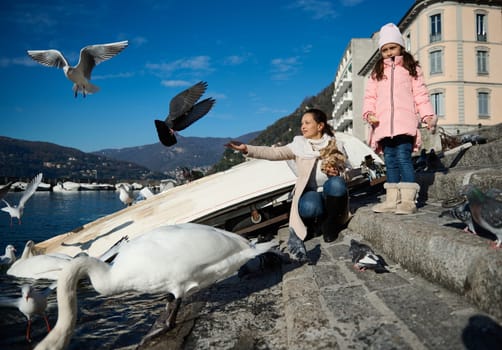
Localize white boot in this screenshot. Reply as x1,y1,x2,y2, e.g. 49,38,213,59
372,183,399,213
395,182,420,214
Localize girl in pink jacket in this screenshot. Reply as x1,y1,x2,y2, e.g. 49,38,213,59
363,23,437,215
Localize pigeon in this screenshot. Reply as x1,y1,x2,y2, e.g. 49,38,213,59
27,40,128,98
461,185,502,248
0,182,12,202
154,81,216,146
238,249,290,278
439,197,477,234
1,173,43,225
349,239,388,273
0,283,57,342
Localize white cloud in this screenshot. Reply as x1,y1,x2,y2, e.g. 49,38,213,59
146,56,213,77
160,80,192,87
0,56,39,68
288,0,337,20
93,72,135,80
270,56,301,80
223,54,250,66
340,0,364,6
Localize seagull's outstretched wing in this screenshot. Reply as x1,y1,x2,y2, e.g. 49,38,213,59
18,173,43,209
77,40,129,79
27,49,69,69
166,81,208,125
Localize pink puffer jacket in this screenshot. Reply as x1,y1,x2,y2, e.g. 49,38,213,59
362,56,435,153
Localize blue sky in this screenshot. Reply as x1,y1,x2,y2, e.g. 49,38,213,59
0,0,413,152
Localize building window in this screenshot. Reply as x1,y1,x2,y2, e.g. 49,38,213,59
405,32,411,52
476,13,487,41
430,50,443,74
430,14,442,43
478,91,490,118
477,50,489,74
431,92,444,117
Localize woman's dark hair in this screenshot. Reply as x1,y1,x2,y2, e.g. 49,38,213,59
304,108,334,136
371,50,419,81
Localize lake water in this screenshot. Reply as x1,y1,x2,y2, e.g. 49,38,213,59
0,191,166,349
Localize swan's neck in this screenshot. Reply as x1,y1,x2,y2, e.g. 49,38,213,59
34,256,109,350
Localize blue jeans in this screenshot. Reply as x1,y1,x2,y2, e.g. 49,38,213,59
380,135,415,183
298,176,347,219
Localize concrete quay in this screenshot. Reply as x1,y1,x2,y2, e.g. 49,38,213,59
137,125,502,350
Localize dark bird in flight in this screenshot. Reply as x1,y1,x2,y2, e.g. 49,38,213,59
155,81,215,147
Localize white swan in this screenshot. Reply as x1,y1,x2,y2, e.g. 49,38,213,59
7,253,72,280
20,240,37,260
0,283,57,341
7,236,129,280
1,173,42,225
34,223,277,350
27,41,128,98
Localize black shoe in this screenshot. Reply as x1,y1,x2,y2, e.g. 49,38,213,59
305,216,324,239
322,193,349,243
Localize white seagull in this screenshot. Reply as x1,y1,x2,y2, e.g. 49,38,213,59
0,283,57,342
0,244,17,270
117,183,134,206
27,40,128,98
34,223,277,350
1,173,43,226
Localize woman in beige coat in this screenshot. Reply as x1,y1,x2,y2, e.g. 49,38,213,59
225,109,351,262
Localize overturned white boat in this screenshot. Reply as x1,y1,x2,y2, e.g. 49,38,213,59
36,133,383,259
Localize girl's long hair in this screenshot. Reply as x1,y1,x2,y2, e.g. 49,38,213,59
304,108,334,137
371,50,419,81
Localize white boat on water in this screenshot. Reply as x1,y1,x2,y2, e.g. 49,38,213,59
52,181,81,192
36,132,384,259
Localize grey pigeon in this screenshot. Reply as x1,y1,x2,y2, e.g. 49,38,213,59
349,239,388,273
238,249,289,278
154,81,215,147
440,198,477,234
27,41,128,97
462,185,502,248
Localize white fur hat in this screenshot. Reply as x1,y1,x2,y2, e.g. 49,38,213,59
378,23,405,50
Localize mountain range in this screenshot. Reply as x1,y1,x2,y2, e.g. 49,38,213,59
0,81,334,183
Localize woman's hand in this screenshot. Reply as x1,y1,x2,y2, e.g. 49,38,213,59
225,140,248,154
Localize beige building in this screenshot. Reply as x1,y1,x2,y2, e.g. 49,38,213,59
332,0,502,144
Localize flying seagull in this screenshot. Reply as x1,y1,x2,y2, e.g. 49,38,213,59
1,173,43,226
27,40,128,98
154,81,216,147
461,185,502,248
349,239,388,273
